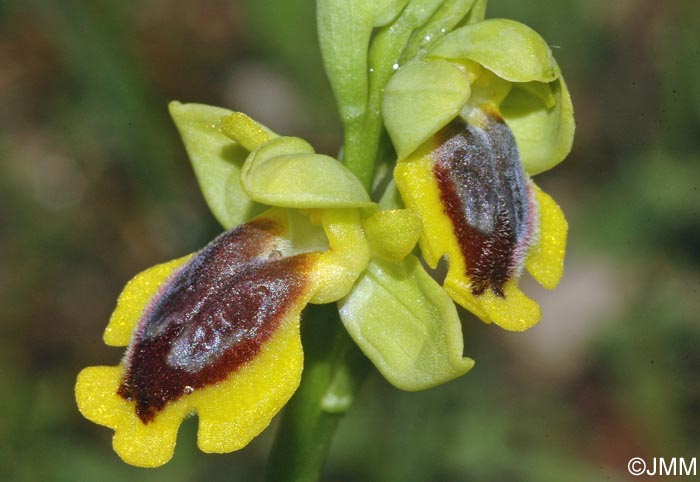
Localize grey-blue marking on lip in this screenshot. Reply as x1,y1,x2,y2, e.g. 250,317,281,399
433,111,536,296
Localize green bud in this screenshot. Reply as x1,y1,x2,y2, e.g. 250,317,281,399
383,59,471,159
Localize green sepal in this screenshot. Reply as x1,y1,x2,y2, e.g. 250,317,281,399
428,18,560,83
339,256,474,391
501,75,575,174
242,137,374,208
168,102,265,229
383,59,470,159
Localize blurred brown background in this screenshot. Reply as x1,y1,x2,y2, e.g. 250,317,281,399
1,0,698,481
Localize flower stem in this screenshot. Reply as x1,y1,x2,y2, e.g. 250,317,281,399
265,304,371,482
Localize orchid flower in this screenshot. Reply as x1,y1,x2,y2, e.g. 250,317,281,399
75,1,573,473
383,18,574,331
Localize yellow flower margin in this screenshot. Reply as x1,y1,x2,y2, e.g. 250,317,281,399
394,138,567,332
76,208,369,467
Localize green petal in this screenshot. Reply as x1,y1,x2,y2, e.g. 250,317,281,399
501,76,575,174
428,18,560,83
383,59,470,159
219,112,277,152
242,136,374,208
339,256,474,391
169,102,265,229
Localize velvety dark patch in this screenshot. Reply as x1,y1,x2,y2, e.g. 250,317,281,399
433,114,532,297
117,218,313,423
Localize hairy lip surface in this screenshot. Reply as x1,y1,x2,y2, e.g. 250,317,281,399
433,114,535,297
118,218,313,423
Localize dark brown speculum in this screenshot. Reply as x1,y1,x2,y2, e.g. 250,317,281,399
433,113,536,297
117,218,314,423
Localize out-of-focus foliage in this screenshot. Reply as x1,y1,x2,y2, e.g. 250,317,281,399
0,0,697,481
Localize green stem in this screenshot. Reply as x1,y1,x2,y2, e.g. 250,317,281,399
343,117,381,192
265,304,371,482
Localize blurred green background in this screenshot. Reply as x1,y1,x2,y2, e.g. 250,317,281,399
1,0,698,481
